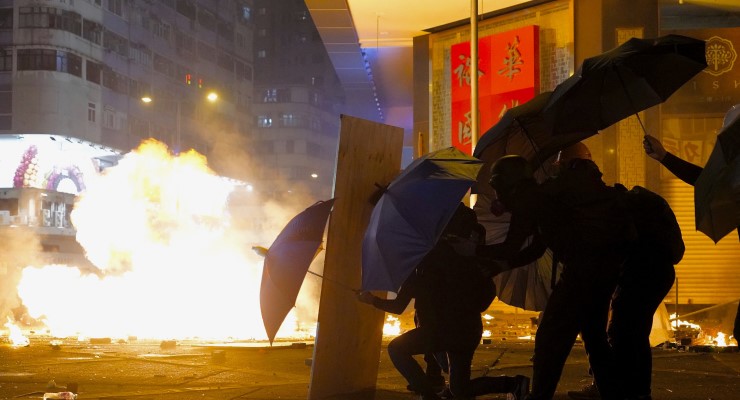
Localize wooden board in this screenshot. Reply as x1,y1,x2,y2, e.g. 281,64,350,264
308,115,404,399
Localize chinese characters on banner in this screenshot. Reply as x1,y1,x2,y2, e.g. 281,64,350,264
451,25,540,154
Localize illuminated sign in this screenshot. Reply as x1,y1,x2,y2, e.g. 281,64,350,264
451,26,540,154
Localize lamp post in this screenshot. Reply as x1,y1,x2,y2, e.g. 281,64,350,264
141,91,218,153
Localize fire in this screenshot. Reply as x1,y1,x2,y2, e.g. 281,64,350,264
4,317,30,347
383,315,401,336
14,140,320,341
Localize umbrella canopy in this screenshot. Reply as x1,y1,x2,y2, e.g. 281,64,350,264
694,117,740,242
473,97,572,312
361,147,483,293
260,198,335,344
474,91,596,177
544,34,707,135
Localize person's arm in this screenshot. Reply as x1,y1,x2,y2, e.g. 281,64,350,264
643,134,702,185
661,152,703,186
476,204,538,266
357,274,416,314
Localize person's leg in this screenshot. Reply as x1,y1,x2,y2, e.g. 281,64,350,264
446,349,474,398
579,278,619,400
527,277,582,400
609,261,675,399
387,328,439,397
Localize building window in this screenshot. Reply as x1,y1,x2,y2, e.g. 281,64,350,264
241,6,251,21
17,49,81,77
88,102,96,122
106,0,123,17
82,19,102,44
0,8,13,29
257,116,272,128
257,29,266,37
19,6,82,35
263,88,277,103
285,140,294,154
103,107,115,129
257,50,266,58
0,48,11,72
86,60,101,84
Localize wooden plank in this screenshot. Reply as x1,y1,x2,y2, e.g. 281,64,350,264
308,115,404,399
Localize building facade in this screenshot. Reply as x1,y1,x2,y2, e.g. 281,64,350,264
0,0,255,263
251,0,344,201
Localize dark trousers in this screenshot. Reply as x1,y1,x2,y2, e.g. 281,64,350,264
387,327,478,397
528,260,620,400
608,258,675,398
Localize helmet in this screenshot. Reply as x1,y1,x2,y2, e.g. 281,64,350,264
488,155,534,202
554,142,592,169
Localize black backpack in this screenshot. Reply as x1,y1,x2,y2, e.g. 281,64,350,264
618,184,685,265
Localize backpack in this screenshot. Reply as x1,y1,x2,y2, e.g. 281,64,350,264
541,162,637,262
618,184,685,265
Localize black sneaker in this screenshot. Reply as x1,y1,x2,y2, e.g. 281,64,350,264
567,383,601,400
507,375,530,400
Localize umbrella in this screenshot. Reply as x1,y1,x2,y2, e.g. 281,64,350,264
473,106,565,312
474,91,596,178
361,147,483,293
694,117,740,242
475,207,561,312
259,198,335,344
544,34,707,135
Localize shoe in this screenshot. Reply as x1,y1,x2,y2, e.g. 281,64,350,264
567,383,601,400
437,387,453,399
507,375,530,400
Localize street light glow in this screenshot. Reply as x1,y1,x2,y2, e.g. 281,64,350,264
141,96,152,103
207,92,218,102
310,173,318,179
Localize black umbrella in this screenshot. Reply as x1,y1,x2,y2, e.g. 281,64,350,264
694,116,740,242
544,34,707,135
474,91,595,177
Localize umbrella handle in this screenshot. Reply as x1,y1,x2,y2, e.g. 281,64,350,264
306,269,360,293
615,66,649,136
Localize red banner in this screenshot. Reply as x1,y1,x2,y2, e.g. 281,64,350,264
451,26,540,154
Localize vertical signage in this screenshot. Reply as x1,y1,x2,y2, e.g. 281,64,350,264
451,26,540,154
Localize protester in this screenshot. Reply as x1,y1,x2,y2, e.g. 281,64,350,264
553,144,682,400
358,203,529,400
479,154,634,400
643,103,740,345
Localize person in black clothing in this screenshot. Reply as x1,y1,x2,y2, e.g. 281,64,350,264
643,105,740,347
358,204,529,400
558,143,679,400
478,155,634,400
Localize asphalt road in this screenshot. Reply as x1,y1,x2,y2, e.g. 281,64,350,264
0,337,738,400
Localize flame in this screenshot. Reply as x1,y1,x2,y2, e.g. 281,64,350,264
4,317,30,347
383,315,401,336
14,140,319,341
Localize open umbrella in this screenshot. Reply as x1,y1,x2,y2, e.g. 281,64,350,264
362,147,483,293
474,91,596,177
544,34,707,135
259,198,335,344
473,98,565,312
694,117,740,242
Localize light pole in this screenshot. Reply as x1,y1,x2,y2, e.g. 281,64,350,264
141,91,218,153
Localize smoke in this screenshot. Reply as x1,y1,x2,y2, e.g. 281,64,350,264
0,227,42,324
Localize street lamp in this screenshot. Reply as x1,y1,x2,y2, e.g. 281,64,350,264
141,91,218,153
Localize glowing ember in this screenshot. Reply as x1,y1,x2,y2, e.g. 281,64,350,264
14,140,320,341
4,317,30,347
383,315,401,336
482,330,492,338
